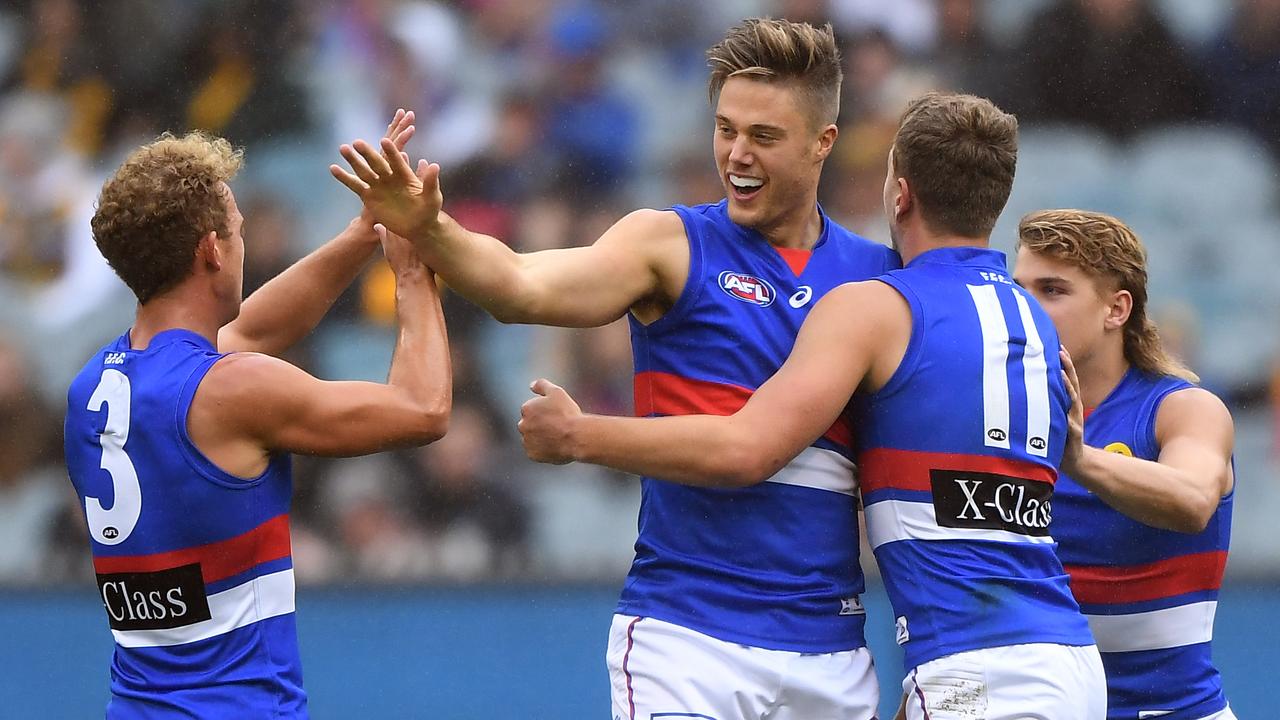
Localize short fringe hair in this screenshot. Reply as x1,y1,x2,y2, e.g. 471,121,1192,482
1017,209,1198,383
706,17,843,128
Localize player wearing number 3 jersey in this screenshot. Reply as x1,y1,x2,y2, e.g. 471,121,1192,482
520,93,1107,719
63,120,452,718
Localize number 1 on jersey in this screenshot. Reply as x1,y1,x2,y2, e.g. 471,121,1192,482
967,284,1051,458
86,369,142,545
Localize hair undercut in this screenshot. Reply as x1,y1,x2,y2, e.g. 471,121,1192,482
706,17,843,129
1017,209,1198,383
91,132,244,303
892,92,1018,238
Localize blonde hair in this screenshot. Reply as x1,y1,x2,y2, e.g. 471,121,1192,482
91,131,244,303
1017,209,1198,382
706,18,842,128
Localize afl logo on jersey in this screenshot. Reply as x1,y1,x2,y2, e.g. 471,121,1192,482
718,271,776,307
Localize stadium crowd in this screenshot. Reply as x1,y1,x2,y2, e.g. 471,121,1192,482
0,0,1276,586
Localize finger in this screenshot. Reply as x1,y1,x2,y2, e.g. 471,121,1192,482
329,164,369,194
340,143,379,183
529,378,562,397
384,108,406,139
381,137,420,183
353,139,394,179
389,123,416,151
373,223,387,242
419,160,440,189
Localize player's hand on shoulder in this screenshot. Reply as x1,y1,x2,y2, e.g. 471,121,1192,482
1058,348,1086,476
519,378,583,465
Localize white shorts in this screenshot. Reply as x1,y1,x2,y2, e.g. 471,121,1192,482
1194,706,1237,720
902,643,1106,720
607,614,879,720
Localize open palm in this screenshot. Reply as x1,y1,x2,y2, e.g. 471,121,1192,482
330,134,444,240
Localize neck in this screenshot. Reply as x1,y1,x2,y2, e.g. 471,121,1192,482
130,286,224,350
757,192,823,250
898,225,989,265
1076,338,1129,410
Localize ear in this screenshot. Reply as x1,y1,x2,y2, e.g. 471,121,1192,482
195,230,223,272
1105,289,1133,331
894,176,912,221
814,123,838,161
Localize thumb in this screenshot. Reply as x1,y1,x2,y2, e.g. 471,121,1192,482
373,223,387,242
419,160,441,188
529,378,562,398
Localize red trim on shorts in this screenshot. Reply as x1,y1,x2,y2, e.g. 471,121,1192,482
92,514,291,585
912,669,932,720
623,617,643,720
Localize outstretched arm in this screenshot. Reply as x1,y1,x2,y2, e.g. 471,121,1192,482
218,110,416,355
1059,350,1233,533
518,282,908,485
330,136,684,328
193,225,450,467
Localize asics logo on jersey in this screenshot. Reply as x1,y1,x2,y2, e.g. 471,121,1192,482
788,285,813,308
931,469,1053,536
96,563,212,631
718,271,775,307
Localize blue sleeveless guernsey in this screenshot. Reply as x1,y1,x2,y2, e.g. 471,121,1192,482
64,329,304,718
622,200,899,652
853,246,1095,672
1055,368,1232,720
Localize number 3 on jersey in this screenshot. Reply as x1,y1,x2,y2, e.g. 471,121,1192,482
85,369,142,545
967,284,1051,457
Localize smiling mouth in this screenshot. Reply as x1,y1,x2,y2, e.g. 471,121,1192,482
728,173,764,200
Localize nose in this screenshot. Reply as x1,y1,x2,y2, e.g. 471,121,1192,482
728,136,754,168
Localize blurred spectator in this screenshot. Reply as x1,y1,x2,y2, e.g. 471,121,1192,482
540,2,639,199
1009,0,1208,137
408,403,532,579
932,0,1014,100
0,340,65,584
1203,0,1280,155
2,0,112,156
175,0,310,145
830,0,939,55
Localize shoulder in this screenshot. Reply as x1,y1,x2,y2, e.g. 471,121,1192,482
613,208,688,239
1154,386,1234,443
196,352,309,410
817,280,911,325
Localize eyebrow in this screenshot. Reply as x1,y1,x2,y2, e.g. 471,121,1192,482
715,115,787,134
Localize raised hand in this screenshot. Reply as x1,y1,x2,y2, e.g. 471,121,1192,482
330,130,443,242
1059,347,1086,476
376,223,431,283
354,109,418,233
519,379,584,465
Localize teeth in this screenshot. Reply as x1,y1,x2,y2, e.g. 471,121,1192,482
730,174,763,189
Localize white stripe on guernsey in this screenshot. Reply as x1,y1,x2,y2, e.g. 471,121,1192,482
864,498,1056,550
1086,601,1217,653
763,446,856,496
112,569,295,649
967,284,1011,451
1013,291,1052,458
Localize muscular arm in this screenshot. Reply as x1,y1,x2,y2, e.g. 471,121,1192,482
218,110,417,355
1066,384,1234,534
192,227,451,473
330,136,686,327
519,282,910,486
217,214,378,355
415,208,685,327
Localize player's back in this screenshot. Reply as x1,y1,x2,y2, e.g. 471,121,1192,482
853,246,1094,672
622,200,899,652
1055,368,1233,720
64,328,305,719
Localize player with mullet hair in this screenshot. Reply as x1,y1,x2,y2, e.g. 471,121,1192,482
520,92,1108,720
1015,210,1236,720
64,113,452,719
334,17,898,720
